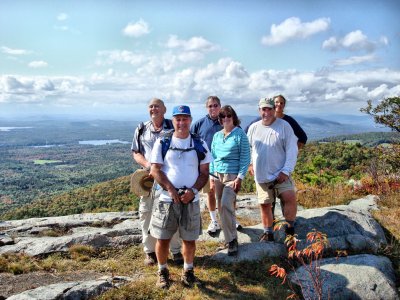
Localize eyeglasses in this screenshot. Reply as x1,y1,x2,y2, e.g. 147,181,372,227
207,104,219,109
219,114,232,119
261,107,273,111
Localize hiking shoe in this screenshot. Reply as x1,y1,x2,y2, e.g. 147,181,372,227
259,232,274,242
207,221,221,235
227,238,238,256
144,252,157,266
236,222,243,231
285,226,295,236
172,252,184,265
156,268,170,289
181,268,202,287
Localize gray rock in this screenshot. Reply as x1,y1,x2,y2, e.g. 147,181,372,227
6,276,133,300
0,233,13,246
0,218,142,256
289,254,399,300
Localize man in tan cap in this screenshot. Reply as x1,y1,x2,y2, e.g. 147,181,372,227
131,98,182,266
247,97,298,242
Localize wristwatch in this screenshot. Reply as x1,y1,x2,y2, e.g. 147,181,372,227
190,187,199,194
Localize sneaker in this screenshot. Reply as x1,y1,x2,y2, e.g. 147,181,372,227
207,221,221,235
228,238,238,256
156,268,170,289
181,268,202,287
259,232,274,242
285,226,295,236
144,252,157,266
172,252,184,265
236,222,243,231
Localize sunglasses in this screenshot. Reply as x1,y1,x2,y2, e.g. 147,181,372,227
261,107,273,111
207,104,219,108
219,114,232,119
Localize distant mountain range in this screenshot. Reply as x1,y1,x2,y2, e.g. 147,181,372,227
0,114,390,142
239,114,390,141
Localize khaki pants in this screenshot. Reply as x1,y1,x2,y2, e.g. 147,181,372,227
214,173,238,244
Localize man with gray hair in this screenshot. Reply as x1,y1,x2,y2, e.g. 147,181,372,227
150,105,212,289
131,98,182,266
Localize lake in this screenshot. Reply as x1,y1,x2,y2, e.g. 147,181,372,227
78,139,130,145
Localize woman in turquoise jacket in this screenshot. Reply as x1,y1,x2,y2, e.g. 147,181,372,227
210,105,250,256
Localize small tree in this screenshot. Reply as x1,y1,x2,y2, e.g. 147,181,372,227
360,97,400,132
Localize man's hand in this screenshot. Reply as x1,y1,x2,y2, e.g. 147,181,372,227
167,188,181,203
232,177,242,193
180,189,195,204
276,172,289,184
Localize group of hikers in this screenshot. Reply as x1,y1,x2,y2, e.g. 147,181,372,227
131,95,307,289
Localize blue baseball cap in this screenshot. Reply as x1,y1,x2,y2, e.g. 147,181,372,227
172,105,191,116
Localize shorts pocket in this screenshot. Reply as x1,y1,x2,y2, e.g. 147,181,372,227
186,202,200,231
151,201,171,229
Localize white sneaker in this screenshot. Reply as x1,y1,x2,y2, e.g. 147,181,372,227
207,221,221,234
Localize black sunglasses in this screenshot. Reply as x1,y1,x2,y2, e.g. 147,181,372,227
219,114,232,119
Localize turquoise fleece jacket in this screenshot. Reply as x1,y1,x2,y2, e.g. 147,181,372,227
210,127,250,179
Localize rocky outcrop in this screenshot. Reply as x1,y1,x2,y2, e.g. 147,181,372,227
1,195,398,300
6,276,133,300
0,212,141,256
289,254,399,300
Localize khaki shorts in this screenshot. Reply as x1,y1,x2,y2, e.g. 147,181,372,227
256,177,295,204
150,190,202,241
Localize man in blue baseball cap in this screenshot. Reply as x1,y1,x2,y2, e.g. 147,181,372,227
149,105,212,289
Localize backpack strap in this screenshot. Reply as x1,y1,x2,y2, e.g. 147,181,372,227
160,131,207,163
136,122,145,153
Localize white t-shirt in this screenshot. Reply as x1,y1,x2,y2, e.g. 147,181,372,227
151,134,212,202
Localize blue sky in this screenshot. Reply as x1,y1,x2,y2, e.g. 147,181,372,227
0,0,399,120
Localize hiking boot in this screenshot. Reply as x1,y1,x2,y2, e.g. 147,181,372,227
144,252,157,266
156,268,170,289
172,252,184,265
181,268,202,287
236,222,243,231
285,226,295,236
259,232,274,242
227,238,238,256
207,221,221,235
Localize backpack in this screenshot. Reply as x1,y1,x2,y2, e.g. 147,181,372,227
136,119,174,153
160,130,207,163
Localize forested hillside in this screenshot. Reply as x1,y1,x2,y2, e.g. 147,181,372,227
2,138,398,220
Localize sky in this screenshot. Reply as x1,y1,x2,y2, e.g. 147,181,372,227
0,0,399,120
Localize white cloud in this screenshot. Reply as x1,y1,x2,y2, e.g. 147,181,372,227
166,35,218,52
261,17,330,46
379,36,389,46
334,54,375,66
57,13,69,21
1,46,31,55
323,30,377,52
28,61,48,68
122,19,150,37
1,65,399,116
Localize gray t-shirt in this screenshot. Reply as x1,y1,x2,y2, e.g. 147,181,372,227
247,118,298,183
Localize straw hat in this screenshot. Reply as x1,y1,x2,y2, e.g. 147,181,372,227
130,169,154,197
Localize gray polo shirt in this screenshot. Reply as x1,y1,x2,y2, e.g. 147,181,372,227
131,119,173,161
